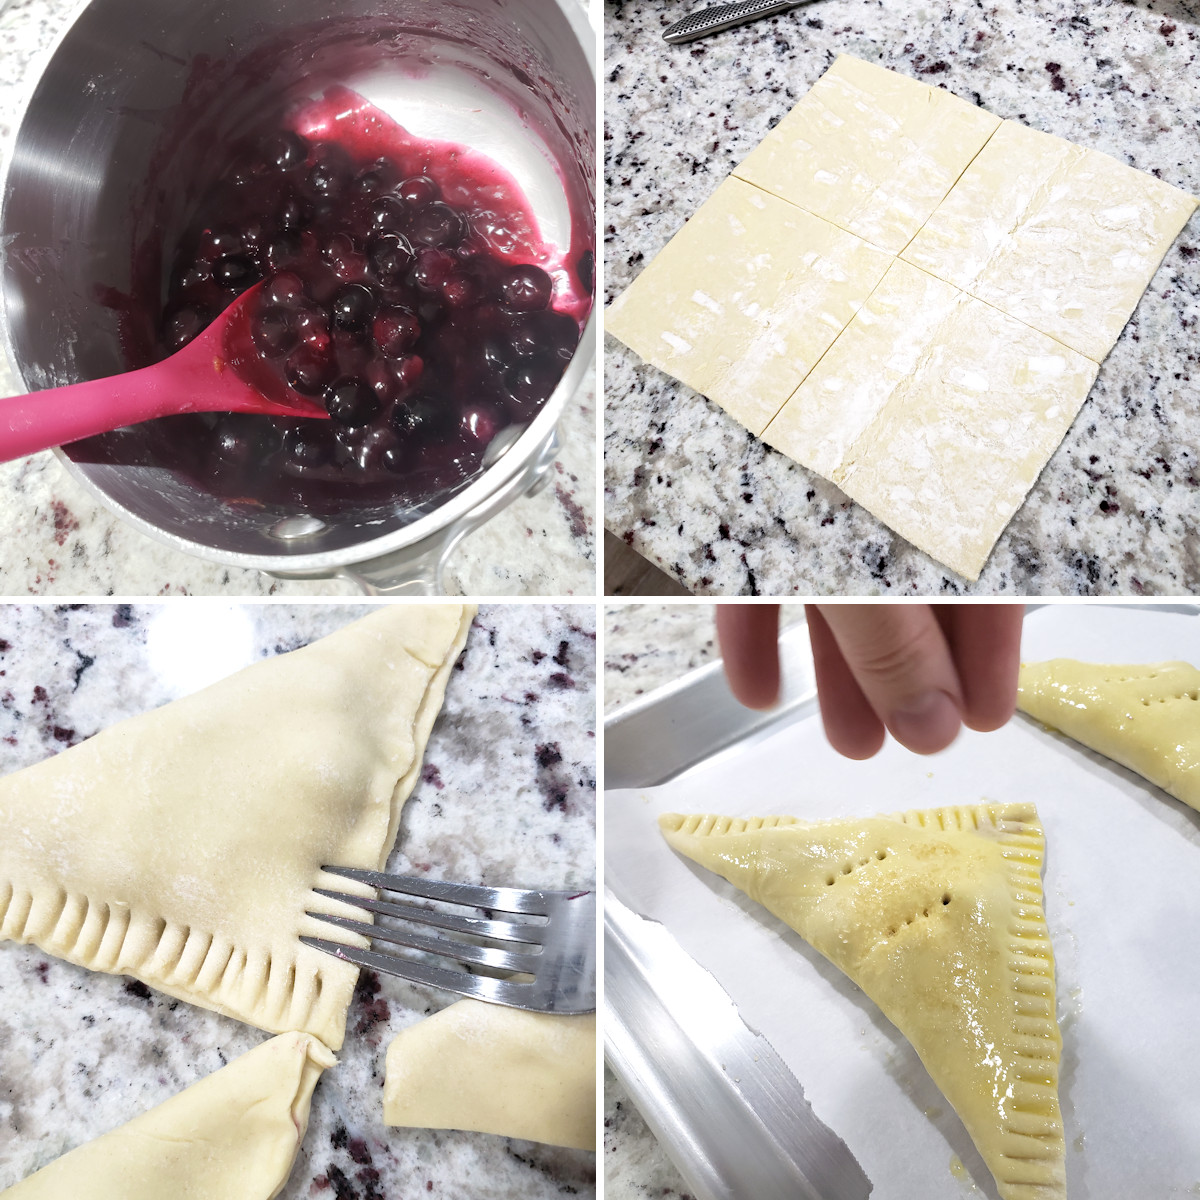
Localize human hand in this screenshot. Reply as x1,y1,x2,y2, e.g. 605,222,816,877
715,604,1024,759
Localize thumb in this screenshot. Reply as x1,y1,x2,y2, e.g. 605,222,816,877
816,605,963,755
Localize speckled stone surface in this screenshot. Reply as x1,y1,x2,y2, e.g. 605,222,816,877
604,0,1200,596
0,603,597,1198
0,0,596,598
602,601,804,1197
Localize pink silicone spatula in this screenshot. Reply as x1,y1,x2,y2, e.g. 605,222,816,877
0,282,329,464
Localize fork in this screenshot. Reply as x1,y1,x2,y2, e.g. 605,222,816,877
302,867,596,1014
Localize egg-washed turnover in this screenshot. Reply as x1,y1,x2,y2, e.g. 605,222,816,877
607,55,1198,581
659,805,1064,1200
1018,660,1200,812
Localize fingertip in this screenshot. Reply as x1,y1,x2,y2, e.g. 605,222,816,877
886,690,962,756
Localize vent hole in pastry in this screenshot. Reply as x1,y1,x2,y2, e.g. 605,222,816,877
875,850,887,861
841,864,852,875
942,894,952,906
922,909,930,918
826,876,835,886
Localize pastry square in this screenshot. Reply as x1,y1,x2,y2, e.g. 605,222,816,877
1018,659,1200,811
733,54,1002,254
660,804,1065,1200
902,120,1199,361
0,605,473,1051
764,260,1098,580
605,175,892,436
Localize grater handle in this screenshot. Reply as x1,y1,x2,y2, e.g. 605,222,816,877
663,0,808,45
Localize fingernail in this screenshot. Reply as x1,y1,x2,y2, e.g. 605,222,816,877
888,691,961,755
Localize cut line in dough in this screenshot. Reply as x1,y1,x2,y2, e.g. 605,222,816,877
0,604,474,1051
2,1031,333,1199
764,259,1099,581
659,803,1065,1200
902,120,1198,362
1017,658,1200,811
383,1000,596,1150
606,175,892,437
733,54,1002,254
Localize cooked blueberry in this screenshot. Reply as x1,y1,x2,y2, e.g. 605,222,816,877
412,249,454,292
499,265,553,312
363,359,397,404
368,196,406,235
509,360,561,405
284,346,336,395
263,131,308,171
212,415,278,464
411,202,466,248
163,307,208,352
266,233,304,270
392,353,424,393
278,194,312,231
195,228,244,261
355,158,399,195
577,249,595,294
251,306,296,356
292,303,331,351
324,377,380,427
262,271,306,308
368,233,415,284
212,254,260,289
442,274,479,309
372,307,420,357
391,394,450,437
283,425,333,467
307,160,348,198
177,261,212,290
460,402,500,444
330,284,376,331
398,175,439,207
510,311,578,360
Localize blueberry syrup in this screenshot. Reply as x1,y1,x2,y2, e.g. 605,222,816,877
126,85,589,510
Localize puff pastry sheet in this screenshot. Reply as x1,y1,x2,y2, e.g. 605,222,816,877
764,260,1098,580
1018,658,1200,811
733,54,1001,254
608,53,1197,579
902,120,1198,362
383,1000,596,1150
605,176,892,436
0,604,474,1050
2,1031,333,1199
660,804,1065,1200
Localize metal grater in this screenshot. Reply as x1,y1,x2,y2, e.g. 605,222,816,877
663,0,810,44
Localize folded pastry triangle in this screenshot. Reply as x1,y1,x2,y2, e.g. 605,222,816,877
4,1031,333,1198
0,604,473,1050
659,804,1064,1200
383,1000,596,1150
1018,659,1200,812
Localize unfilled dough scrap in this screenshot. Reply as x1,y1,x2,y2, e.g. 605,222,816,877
2,1031,333,1199
0,604,474,1051
660,805,1064,1200
383,1000,596,1151
606,175,892,436
733,54,1002,254
1018,659,1200,811
764,259,1098,580
902,120,1198,362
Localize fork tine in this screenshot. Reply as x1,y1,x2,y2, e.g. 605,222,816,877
300,937,559,1010
314,888,547,944
307,911,542,973
322,866,553,915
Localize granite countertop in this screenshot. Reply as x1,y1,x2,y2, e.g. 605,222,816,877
0,603,597,1198
602,601,805,1198
604,0,1200,596
0,0,595,598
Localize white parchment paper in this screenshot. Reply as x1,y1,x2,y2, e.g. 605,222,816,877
606,604,1200,1198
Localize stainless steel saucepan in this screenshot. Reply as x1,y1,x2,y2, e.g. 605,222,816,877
1,0,596,594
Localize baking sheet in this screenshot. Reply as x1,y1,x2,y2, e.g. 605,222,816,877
606,604,1200,1197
